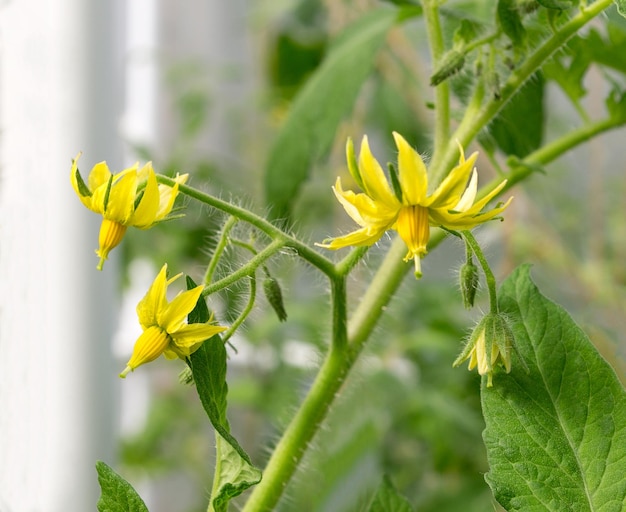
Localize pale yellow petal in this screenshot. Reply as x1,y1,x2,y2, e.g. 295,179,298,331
130,169,160,228
136,264,170,329
358,136,398,208
333,178,397,228
105,171,138,223
392,132,428,204
317,226,388,250
88,161,113,191
155,173,188,220
428,196,512,229
123,326,170,373
159,285,204,333
460,180,508,216
453,169,478,212
172,324,227,348
426,150,477,209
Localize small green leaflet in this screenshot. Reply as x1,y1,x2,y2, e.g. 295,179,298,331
482,265,626,511
186,277,261,512
367,476,413,512
615,0,626,18
96,461,148,512
497,0,526,46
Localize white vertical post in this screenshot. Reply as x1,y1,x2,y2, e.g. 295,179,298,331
0,1,122,511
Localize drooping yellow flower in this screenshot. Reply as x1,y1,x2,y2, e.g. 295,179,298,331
318,132,512,277
453,312,519,387
70,154,188,270
120,264,227,378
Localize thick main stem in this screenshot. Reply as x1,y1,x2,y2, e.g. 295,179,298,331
242,275,350,512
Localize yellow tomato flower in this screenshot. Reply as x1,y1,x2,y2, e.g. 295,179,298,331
318,132,512,277
70,154,188,270
120,264,227,378
453,312,521,387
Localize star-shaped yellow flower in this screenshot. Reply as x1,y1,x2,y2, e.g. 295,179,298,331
70,154,188,270
120,264,227,378
318,132,512,277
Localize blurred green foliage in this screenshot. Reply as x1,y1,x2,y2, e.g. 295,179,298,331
118,1,626,511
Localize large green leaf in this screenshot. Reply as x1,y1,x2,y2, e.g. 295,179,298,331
96,461,148,512
482,265,626,511
263,6,403,219
186,277,261,511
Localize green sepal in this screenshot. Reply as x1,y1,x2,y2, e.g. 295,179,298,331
346,137,365,190
617,0,626,19
102,174,114,213
453,315,489,368
95,461,148,512
72,159,92,198
386,162,403,203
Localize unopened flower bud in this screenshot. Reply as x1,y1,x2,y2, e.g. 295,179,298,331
263,277,288,322
459,259,479,309
430,50,465,86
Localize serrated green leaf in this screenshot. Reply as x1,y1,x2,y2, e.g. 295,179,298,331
453,19,481,47
96,461,148,512
497,0,526,46
264,7,401,219
542,39,589,103
368,476,413,512
615,0,626,18
185,276,261,509
482,265,626,512
486,72,545,157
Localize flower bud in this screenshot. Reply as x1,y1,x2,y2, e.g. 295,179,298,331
263,277,288,322
459,259,479,309
430,50,465,86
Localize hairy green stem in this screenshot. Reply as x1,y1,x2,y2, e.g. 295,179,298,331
204,216,237,285
460,230,498,313
208,431,223,512
482,115,626,195
423,0,449,168
241,233,449,512
241,273,350,512
222,275,256,343
158,176,336,276
202,239,284,297
431,0,613,182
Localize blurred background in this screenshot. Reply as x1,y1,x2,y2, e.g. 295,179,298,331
1,1,624,511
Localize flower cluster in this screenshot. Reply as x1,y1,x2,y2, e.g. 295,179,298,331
71,154,188,270
318,132,512,277
72,157,226,377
